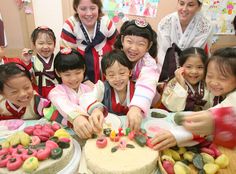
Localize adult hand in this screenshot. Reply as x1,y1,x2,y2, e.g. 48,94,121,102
126,106,143,132
73,115,93,139
89,108,104,134
175,67,186,89
183,110,214,136
151,129,177,151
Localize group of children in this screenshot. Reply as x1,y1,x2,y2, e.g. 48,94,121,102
162,46,236,111
0,18,235,149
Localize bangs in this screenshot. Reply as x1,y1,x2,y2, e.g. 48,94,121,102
123,25,153,42
55,54,85,73
214,58,234,77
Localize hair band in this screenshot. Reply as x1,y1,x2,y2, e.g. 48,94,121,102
37,26,50,30
134,18,148,28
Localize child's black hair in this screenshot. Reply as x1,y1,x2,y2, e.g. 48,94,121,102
207,47,236,77
54,48,86,83
101,49,132,75
31,26,56,45
179,47,208,66
0,63,31,92
114,19,157,58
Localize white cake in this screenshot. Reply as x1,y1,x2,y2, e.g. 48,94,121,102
84,137,159,174
0,120,81,174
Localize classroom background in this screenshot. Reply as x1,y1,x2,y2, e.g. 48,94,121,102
0,0,236,57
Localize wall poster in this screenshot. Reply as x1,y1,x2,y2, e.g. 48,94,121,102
202,0,236,34
102,0,160,23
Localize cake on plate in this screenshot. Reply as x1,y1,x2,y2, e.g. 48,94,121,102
0,121,80,174
83,113,159,174
84,136,159,174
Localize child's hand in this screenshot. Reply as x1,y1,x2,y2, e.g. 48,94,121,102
151,129,177,151
127,106,143,132
73,115,93,139
175,67,186,89
89,108,104,134
183,110,214,136
21,48,33,65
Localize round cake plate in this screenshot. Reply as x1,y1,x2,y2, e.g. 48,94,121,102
0,118,51,140
143,109,181,138
58,139,81,174
144,110,201,146
104,113,122,131
142,118,176,138
0,118,82,173
116,109,173,131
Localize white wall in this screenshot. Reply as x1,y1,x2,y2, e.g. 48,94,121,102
32,0,63,53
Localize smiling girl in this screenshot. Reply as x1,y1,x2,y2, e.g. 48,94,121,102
114,19,159,131
161,47,213,111
47,48,93,139
206,47,236,108
31,26,57,98
151,47,211,151
0,63,50,120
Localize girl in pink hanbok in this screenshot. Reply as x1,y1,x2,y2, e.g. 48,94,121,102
114,18,160,131
47,48,93,139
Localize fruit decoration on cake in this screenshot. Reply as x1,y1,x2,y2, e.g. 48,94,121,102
0,123,72,173
95,125,155,151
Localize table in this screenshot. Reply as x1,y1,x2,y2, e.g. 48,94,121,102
28,119,236,174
